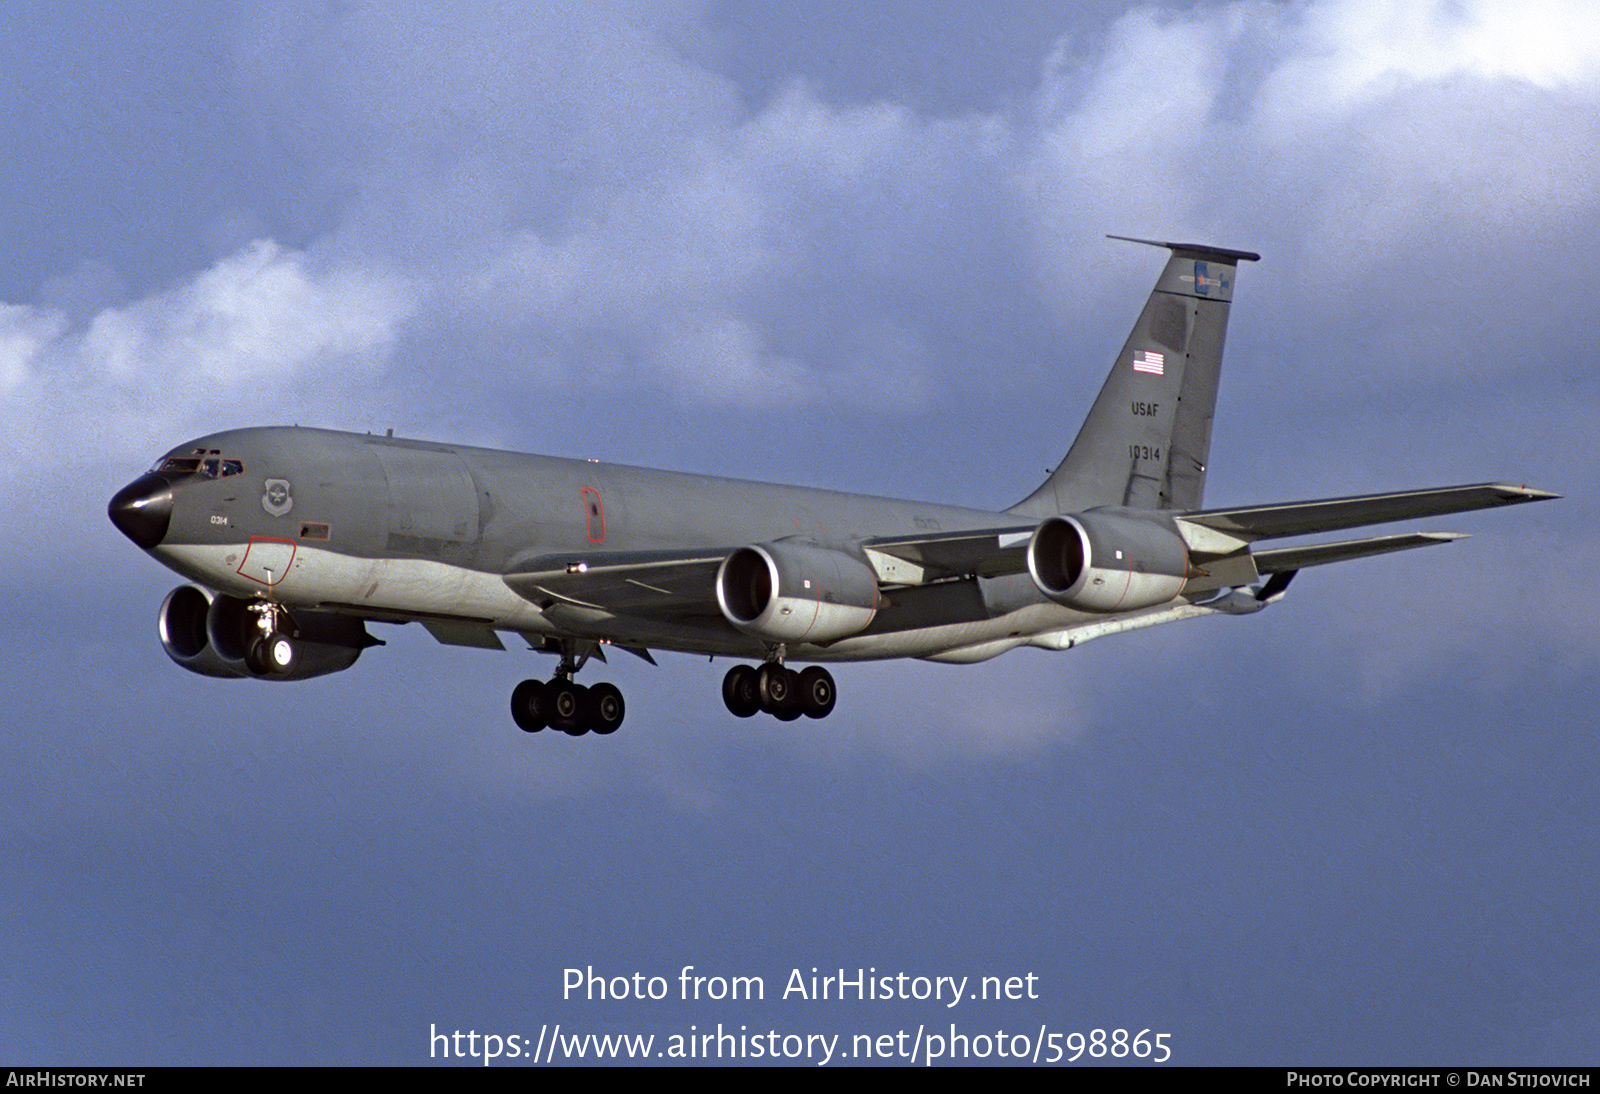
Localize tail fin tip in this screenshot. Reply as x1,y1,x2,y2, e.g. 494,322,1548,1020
1107,234,1261,265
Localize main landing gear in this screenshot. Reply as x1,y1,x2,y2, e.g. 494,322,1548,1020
511,678,625,735
508,645,839,736
722,662,836,721
511,645,624,736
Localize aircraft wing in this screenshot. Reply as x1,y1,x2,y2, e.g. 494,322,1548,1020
860,483,1558,587
1178,482,1555,549
501,549,755,656
501,524,1040,621
1171,482,1553,593
861,483,1557,583
498,483,1555,632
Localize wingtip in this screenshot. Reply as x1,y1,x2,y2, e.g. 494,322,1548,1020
1490,483,1561,502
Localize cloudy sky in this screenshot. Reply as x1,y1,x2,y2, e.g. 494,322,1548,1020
4,0,1597,1066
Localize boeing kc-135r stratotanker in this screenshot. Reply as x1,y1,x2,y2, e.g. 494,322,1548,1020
109,237,1554,736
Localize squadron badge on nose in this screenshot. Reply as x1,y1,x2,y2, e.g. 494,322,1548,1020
262,479,294,517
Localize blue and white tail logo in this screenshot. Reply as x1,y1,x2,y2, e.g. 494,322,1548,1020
1194,260,1232,297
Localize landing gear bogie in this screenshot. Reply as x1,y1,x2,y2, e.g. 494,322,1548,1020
511,657,839,737
722,663,837,721
510,677,625,736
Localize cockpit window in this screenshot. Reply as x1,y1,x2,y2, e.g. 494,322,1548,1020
156,448,244,479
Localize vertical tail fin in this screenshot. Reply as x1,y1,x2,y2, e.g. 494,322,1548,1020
1009,237,1259,517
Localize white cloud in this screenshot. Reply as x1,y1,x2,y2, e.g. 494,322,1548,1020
1262,0,1600,125
206,1,1600,424
77,240,413,386
2,241,416,569
0,303,67,395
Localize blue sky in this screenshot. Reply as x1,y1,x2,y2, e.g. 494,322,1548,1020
4,0,1597,1065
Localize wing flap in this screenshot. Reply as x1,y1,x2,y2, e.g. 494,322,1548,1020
421,618,507,649
504,550,727,616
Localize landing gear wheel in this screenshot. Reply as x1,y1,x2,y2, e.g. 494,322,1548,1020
757,663,799,717
246,638,271,675
511,679,549,732
722,665,761,718
549,680,588,735
797,666,836,719
248,632,295,676
584,683,625,735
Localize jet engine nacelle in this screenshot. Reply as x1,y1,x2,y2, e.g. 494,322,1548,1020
159,585,248,678
158,585,373,681
716,540,879,644
1026,510,1189,613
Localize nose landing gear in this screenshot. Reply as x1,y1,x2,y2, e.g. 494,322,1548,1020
244,600,296,677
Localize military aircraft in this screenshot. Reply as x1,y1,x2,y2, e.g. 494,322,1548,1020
108,237,1554,736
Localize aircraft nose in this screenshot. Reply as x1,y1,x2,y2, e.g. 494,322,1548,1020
109,472,174,549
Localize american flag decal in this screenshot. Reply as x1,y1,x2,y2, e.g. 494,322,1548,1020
1132,350,1165,375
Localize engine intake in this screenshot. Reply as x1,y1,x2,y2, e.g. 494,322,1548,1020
716,541,879,644
158,585,375,680
1026,510,1189,612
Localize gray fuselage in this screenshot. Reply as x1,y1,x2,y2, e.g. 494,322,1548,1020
141,425,1084,663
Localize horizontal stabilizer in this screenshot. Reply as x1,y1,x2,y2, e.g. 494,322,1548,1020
1186,483,1556,544
1253,532,1467,574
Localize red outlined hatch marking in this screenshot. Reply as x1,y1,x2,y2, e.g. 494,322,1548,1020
582,487,605,544
237,537,297,586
